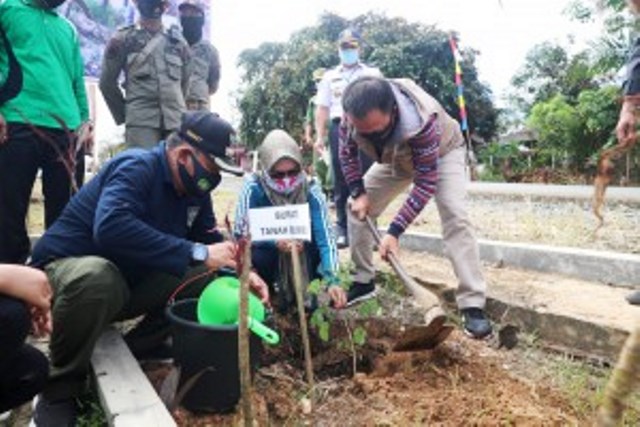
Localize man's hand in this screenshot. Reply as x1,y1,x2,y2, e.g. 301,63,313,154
276,240,303,254
248,271,270,304
616,106,637,149
378,233,399,262
77,120,95,155
328,285,347,309
31,306,52,337
0,266,53,336
205,241,237,271
349,194,370,221
0,113,7,145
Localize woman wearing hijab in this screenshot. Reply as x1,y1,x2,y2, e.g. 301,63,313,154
234,130,347,312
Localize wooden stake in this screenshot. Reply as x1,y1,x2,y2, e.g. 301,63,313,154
238,242,253,426
290,245,315,400
598,323,640,426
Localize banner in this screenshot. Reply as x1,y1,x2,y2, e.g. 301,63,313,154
60,0,211,78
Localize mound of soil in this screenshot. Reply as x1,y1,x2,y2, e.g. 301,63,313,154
144,313,584,425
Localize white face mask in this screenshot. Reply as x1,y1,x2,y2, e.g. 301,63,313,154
339,48,359,66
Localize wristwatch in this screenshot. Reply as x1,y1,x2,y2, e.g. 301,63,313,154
190,243,209,264
350,186,366,199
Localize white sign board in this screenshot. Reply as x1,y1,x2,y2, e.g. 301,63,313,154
248,204,311,242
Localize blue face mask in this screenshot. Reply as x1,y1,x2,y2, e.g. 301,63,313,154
339,48,359,66
178,153,221,197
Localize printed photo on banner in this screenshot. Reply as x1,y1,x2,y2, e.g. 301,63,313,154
59,0,211,78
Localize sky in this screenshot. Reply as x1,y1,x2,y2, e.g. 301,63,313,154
206,0,609,121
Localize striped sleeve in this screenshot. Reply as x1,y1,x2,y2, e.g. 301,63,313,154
338,119,364,193
388,114,440,238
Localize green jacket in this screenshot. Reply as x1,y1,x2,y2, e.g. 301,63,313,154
99,23,191,130
0,0,88,129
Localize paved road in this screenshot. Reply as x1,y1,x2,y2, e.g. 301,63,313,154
220,174,640,203
468,182,640,203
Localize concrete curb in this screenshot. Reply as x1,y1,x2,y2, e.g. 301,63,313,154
400,232,640,288
467,182,640,204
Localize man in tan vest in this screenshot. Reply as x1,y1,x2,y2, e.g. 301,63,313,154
338,75,491,339
99,0,191,148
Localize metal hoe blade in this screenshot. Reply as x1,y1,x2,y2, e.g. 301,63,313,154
365,216,453,351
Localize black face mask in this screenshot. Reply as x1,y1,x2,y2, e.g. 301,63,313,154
178,153,221,197
180,15,204,45
137,0,164,19
360,107,398,144
41,0,66,8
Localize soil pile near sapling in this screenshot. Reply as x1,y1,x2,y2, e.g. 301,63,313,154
143,301,584,425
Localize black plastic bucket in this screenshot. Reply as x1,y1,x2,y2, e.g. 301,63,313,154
166,298,262,413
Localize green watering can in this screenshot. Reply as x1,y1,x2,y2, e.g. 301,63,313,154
197,276,280,345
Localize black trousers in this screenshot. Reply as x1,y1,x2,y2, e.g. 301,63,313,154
329,119,373,233
0,295,49,412
0,124,83,263
252,243,322,313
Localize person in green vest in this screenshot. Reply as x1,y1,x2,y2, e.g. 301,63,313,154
0,0,91,264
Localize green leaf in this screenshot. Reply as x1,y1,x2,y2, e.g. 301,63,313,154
319,322,330,342
353,326,367,346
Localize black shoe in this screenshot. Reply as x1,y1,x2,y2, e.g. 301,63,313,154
346,281,377,307
30,395,77,427
461,307,493,339
626,290,640,305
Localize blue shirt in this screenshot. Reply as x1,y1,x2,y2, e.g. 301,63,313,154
31,143,222,279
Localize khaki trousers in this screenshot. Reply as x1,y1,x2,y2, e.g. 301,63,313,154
347,146,486,309
125,126,172,149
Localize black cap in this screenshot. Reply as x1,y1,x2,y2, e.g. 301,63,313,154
178,111,244,176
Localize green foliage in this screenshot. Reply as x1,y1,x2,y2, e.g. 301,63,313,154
526,86,619,169
76,394,107,427
510,43,598,113
307,264,379,350
352,326,367,346
236,12,498,148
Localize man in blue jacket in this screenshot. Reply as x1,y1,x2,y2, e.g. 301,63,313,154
29,111,268,426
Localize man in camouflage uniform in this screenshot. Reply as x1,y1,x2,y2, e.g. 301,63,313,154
99,0,191,148
179,0,221,111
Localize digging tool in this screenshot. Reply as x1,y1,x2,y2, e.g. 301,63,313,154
365,216,453,351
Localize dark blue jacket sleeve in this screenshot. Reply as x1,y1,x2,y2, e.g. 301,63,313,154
624,38,640,96
187,196,224,244
93,157,193,277
308,182,339,284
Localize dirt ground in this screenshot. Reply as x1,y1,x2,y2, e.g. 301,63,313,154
142,271,638,426
23,180,640,425
145,328,585,426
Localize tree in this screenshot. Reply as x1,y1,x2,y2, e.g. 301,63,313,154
527,86,619,169
510,42,598,113
564,0,638,77
236,12,498,149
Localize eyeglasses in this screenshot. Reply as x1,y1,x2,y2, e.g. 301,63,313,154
270,168,300,179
